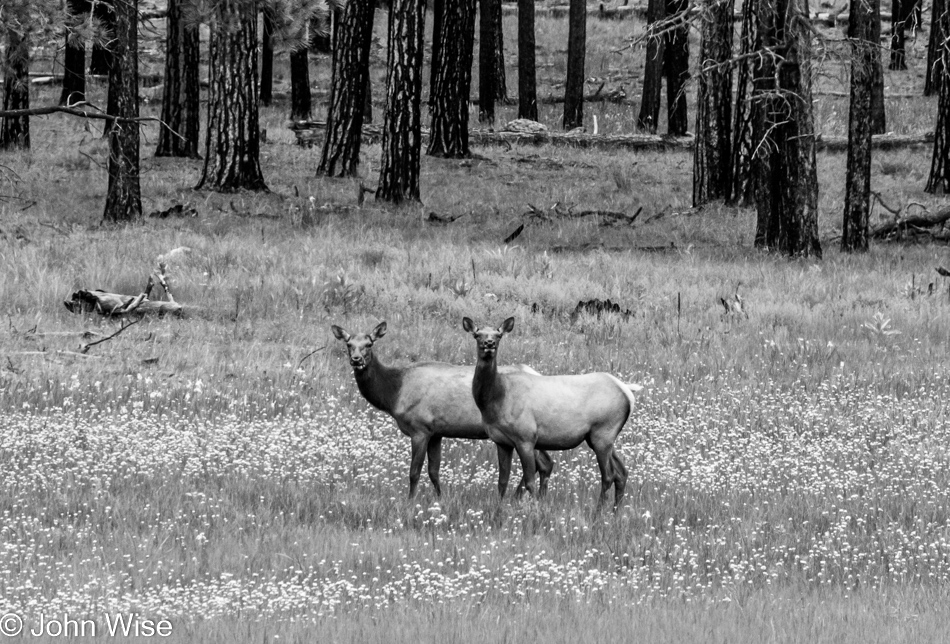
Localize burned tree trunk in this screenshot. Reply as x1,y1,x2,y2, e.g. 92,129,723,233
563,0,587,130
637,0,666,132
752,0,822,257
60,0,88,106
479,0,498,123
693,0,734,206
843,0,875,252
492,0,508,103
430,0,444,107
197,0,268,192
156,0,201,158
1,30,30,150
730,0,757,204
90,0,116,76
428,0,477,158
870,0,886,132
927,1,950,192
102,0,142,222
664,0,690,136
319,0,376,177
889,0,918,70
377,0,427,203
261,9,275,106
517,0,538,120
926,0,945,96
290,46,313,121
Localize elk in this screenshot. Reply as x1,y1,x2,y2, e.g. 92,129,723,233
462,316,640,510
331,321,554,498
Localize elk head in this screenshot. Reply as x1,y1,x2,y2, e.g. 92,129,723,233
462,317,514,361
331,321,387,372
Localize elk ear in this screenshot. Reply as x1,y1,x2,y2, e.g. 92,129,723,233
462,317,475,333
331,325,349,341
500,317,515,334
372,321,387,340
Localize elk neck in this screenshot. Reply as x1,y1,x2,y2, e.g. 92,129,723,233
472,351,504,415
354,353,403,414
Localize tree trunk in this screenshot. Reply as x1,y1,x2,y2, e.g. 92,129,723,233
730,0,757,204
492,0,508,103
889,0,917,70
319,0,376,177
261,9,275,106
693,0,734,207
479,0,497,123
156,0,201,158
290,46,312,121
926,0,945,96
752,0,822,257
637,0,666,132
102,0,142,222
664,0,689,136
517,0,538,120
563,0,587,130
927,2,950,192
364,73,374,123
843,0,875,252
1,30,30,150
870,0,886,132
430,0,444,106
377,0,427,203
428,0,477,157
60,0,88,106
197,0,268,192
90,0,116,76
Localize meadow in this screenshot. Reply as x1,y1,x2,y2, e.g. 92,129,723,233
2,4,950,643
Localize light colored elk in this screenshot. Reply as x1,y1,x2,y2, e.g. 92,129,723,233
462,316,640,510
331,321,554,498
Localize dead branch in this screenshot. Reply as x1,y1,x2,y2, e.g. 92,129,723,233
871,206,950,240
80,318,142,354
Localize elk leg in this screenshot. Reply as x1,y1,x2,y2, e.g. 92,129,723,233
426,435,444,497
592,447,615,510
536,450,554,498
515,442,538,498
496,443,514,497
611,451,628,510
408,434,428,499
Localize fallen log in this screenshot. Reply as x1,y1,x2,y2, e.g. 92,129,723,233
871,206,950,240
64,290,184,317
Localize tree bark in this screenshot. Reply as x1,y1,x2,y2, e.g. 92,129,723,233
60,0,88,106
843,0,875,252
261,9,275,106
197,0,268,192
752,0,822,257
870,0,886,132
319,0,376,177
637,0,666,132
563,0,587,130
428,0,477,157
290,46,313,121
517,0,538,120
1,30,30,150
90,0,116,76
693,0,734,207
156,0,201,158
926,0,945,96
730,0,757,204
927,1,950,192
889,0,917,70
479,0,498,123
492,0,508,103
430,0,444,107
664,0,689,136
102,0,142,222
377,0,427,203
